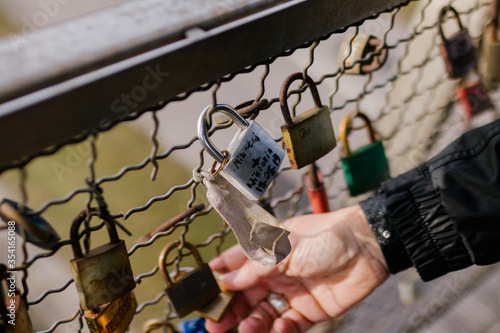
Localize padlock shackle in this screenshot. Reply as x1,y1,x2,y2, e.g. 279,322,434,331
438,6,464,42
360,37,389,74
197,104,249,163
158,240,205,286
70,209,121,259
279,72,323,125
142,319,177,333
339,111,377,157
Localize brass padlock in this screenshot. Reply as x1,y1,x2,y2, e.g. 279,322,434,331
280,73,336,169
338,33,388,74
438,5,478,79
69,210,136,311
195,272,235,322
141,318,178,333
159,241,220,318
481,1,500,90
84,290,137,333
0,265,33,333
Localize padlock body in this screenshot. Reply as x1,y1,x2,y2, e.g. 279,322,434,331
456,80,493,119
85,290,137,333
195,289,235,322
339,34,373,74
341,141,390,196
439,29,478,78
222,121,285,200
70,240,135,310
281,106,336,169
483,34,500,90
165,263,220,318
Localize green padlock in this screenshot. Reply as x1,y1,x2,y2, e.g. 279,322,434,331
339,111,390,196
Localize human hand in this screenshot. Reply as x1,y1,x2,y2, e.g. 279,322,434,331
206,205,389,333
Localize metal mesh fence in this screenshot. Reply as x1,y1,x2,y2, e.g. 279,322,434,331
0,0,499,332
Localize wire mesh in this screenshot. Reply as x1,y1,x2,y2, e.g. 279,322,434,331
0,0,499,332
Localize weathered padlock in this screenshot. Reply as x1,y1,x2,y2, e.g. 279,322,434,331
481,0,500,90
141,318,178,333
84,290,137,333
438,5,478,78
456,72,494,121
280,73,336,169
159,241,220,318
69,210,135,311
0,265,33,333
305,163,330,214
338,33,388,74
198,103,285,200
0,199,60,250
195,272,235,322
340,111,390,196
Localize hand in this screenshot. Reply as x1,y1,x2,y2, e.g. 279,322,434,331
206,205,389,333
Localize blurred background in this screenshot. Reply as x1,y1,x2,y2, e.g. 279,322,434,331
0,0,499,332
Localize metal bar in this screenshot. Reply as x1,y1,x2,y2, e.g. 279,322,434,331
0,0,408,172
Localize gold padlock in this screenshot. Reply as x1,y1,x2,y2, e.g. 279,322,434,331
141,318,178,333
159,241,220,318
280,72,336,169
84,290,137,333
69,210,136,311
338,33,388,74
0,265,33,333
481,0,500,90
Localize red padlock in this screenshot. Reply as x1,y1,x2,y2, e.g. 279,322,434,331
305,163,330,214
456,71,494,119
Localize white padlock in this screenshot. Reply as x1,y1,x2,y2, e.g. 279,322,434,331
197,104,285,200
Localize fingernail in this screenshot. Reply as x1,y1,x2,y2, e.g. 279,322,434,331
247,314,264,328
220,271,237,285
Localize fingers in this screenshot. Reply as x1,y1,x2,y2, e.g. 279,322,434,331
209,244,248,273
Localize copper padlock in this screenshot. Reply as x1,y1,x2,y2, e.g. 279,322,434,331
338,33,388,74
69,210,135,311
305,163,330,214
84,290,137,333
280,73,336,169
0,265,33,333
159,241,220,318
438,5,478,78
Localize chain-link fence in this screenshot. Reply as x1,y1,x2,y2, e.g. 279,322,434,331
0,0,499,332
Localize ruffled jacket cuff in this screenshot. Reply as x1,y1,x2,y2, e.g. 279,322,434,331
361,167,472,281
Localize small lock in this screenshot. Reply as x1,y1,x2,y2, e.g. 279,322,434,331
0,199,60,250
481,3,500,90
195,272,235,322
198,104,285,200
305,163,330,214
69,210,135,311
84,290,137,333
339,111,390,196
0,265,33,333
280,73,336,169
142,318,178,333
338,33,388,74
456,76,494,121
159,241,220,318
438,5,478,79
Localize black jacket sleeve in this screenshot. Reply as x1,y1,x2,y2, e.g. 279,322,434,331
360,118,500,281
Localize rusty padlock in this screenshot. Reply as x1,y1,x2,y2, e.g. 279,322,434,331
159,241,220,318
198,104,285,200
84,290,137,333
142,318,178,333
481,0,500,90
305,163,330,214
438,5,478,78
280,73,336,169
340,111,390,196
69,210,136,311
0,199,60,250
338,33,388,74
0,265,33,333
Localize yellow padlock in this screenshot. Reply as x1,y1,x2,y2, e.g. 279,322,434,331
280,73,336,169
